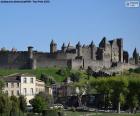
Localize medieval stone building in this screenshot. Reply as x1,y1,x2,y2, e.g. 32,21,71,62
0,37,139,70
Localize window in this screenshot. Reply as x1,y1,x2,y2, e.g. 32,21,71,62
11,83,14,88
17,90,20,96
30,78,34,83
11,90,14,96
23,88,27,95
30,88,34,95
23,78,27,83
17,83,19,87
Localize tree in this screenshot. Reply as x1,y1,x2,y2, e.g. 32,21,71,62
18,95,27,115
40,74,55,85
70,73,80,82
30,93,48,113
86,66,93,79
90,78,112,110
127,77,140,113
0,94,11,116
57,68,71,77
110,77,128,113
74,80,88,107
0,79,5,93
10,96,19,116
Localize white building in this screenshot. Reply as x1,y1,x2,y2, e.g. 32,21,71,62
3,73,45,105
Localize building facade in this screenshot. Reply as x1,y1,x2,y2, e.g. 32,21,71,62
3,74,45,105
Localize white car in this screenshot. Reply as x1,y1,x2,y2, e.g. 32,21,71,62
50,104,64,109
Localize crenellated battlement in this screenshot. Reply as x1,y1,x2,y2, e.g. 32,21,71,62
0,37,138,70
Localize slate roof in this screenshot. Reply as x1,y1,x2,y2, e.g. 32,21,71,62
3,75,20,83
3,73,35,83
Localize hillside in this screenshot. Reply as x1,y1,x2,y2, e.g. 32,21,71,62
0,67,140,84
0,68,66,82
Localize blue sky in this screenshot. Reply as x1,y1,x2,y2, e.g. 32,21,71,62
0,0,140,56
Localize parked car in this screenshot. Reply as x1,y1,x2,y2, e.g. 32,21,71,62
49,104,64,109
27,105,33,112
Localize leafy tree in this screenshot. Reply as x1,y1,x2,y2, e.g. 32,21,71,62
30,93,48,113
127,77,140,113
74,80,88,107
91,78,112,110
108,77,128,113
86,66,93,79
90,76,129,113
18,95,27,115
57,68,71,77
0,79,5,93
0,94,11,116
10,96,19,116
40,74,55,85
70,73,80,82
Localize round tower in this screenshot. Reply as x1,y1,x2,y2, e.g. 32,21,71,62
133,48,139,64
90,41,96,60
76,41,82,57
27,46,36,69
28,46,33,59
50,40,57,53
61,43,67,53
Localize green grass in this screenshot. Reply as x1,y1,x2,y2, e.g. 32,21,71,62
64,111,140,116
0,67,89,83
0,67,66,82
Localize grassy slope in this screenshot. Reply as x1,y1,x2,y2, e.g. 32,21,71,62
65,111,140,116
0,67,140,83
0,68,66,82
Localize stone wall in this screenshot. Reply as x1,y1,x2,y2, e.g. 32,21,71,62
82,46,91,60
0,51,29,69
0,38,130,70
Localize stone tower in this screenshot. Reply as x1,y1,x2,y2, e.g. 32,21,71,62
28,46,33,59
133,48,139,64
76,41,82,57
61,43,67,53
90,41,96,60
28,46,36,69
117,38,123,62
50,40,57,53
99,37,111,61
99,37,107,49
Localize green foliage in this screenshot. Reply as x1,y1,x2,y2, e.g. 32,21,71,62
31,93,48,113
57,68,71,77
10,96,19,116
18,95,27,113
86,66,93,79
129,67,140,74
0,68,69,82
42,109,64,116
40,73,55,85
0,93,11,115
89,76,140,113
0,79,5,93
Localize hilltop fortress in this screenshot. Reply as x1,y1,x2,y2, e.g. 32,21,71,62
0,37,139,70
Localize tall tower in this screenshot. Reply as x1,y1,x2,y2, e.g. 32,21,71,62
28,46,36,69
28,46,33,59
90,41,96,60
117,38,123,62
133,48,139,64
50,40,57,53
61,43,67,53
76,41,82,57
